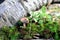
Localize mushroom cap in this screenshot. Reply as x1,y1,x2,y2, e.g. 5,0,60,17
20,17,29,23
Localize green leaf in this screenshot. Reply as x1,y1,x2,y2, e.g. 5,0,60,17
41,6,46,13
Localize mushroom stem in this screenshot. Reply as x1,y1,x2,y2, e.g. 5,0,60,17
23,23,26,28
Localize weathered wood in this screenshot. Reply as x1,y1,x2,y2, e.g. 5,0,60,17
20,0,48,12
0,0,27,27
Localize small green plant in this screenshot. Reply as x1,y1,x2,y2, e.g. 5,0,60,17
29,6,60,39
0,26,20,40
29,6,52,33
0,6,60,40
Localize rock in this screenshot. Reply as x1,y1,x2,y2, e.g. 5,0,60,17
47,4,60,16
47,4,60,22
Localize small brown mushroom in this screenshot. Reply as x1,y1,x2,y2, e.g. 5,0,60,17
20,17,29,28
